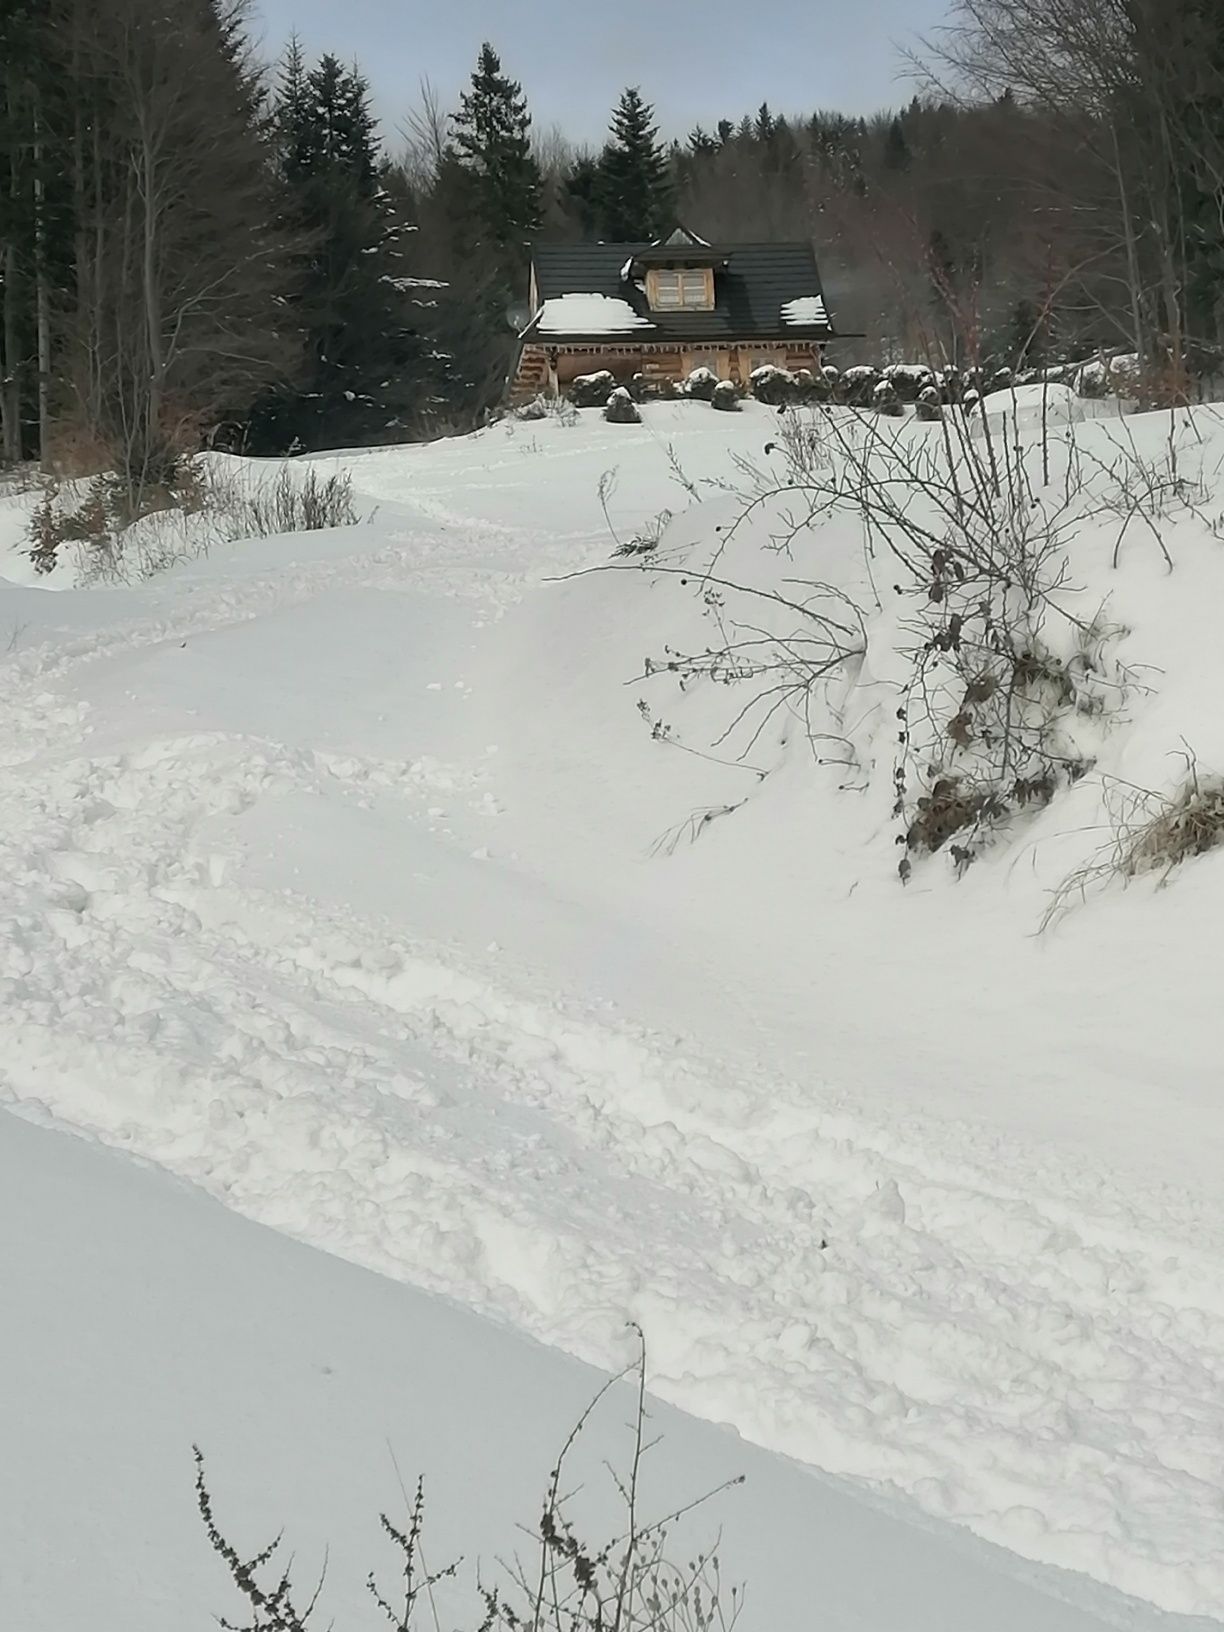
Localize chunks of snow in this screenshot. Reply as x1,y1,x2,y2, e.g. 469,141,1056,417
537,294,654,334
780,295,829,327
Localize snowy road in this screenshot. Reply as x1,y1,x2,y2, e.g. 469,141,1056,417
3,408,1224,1619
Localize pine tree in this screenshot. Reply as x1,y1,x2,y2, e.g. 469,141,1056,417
596,88,673,241
883,116,911,171
251,48,423,451
449,42,542,271
563,153,602,239
277,34,313,182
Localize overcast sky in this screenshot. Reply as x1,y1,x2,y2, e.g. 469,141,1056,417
248,0,955,152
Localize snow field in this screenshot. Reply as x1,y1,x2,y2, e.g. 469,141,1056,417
3,398,1224,1618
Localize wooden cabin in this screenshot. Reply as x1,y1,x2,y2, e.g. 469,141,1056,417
509,225,836,402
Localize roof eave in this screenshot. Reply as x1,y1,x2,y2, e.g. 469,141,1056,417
521,329,836,347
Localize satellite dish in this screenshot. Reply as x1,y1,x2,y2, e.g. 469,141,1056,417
505,300,531,332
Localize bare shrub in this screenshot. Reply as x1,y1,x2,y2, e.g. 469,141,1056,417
1043,757,1224,928
516,396,579,427
232,466,360,536
604,391,1177,877
196,1334,743,1632
27,460,359,582
1125,773,1224,875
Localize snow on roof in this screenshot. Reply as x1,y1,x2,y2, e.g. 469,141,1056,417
536,294,654,335
781,295,829,327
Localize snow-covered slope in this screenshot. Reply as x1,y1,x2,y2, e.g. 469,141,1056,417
2,399,1224,1621
5,1106,1192,1632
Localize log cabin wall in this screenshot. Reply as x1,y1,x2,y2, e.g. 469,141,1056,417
509,341,824,404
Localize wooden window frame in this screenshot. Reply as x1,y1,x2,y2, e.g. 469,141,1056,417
646,266,714,312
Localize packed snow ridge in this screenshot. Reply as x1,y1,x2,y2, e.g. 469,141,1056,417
2,393,1224,1622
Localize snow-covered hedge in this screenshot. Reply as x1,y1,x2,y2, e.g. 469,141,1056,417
749,365,798,406
568,371,617,409
882,363,936,404
872,379,905,417
603,386,642,424
839,365,881,407
684,367,719,402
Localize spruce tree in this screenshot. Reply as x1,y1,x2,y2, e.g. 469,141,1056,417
883,116,911,172
563,153,602,239
596,88,673,241
252,49,423,451
449,42,542,271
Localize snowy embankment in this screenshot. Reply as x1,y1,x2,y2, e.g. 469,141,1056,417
2,397,1224,1623
4,1108,1171,1632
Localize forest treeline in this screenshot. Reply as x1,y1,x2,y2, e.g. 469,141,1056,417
1,0,1222,495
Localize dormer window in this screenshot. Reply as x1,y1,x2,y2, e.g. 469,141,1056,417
647,267,714,312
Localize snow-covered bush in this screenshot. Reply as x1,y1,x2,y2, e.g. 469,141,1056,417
1076,353,1141,402
711,380,742,412
916,385,944,422
631,373,680,402
883,364,936,404
788,368,819,403
515,394,578,426
514,395,550,421
750,365,797,406
872,380,904,417
603,386,642,424
684,366,719,402
839,365,880,407
568,370,617,409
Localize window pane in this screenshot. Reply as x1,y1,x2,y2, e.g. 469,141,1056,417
653,271,681,307
681,270,707,303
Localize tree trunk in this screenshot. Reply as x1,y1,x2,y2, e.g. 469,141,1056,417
1,86,23,464
33,97,51,462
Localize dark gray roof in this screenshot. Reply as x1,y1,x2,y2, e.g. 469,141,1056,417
522,241,835,345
